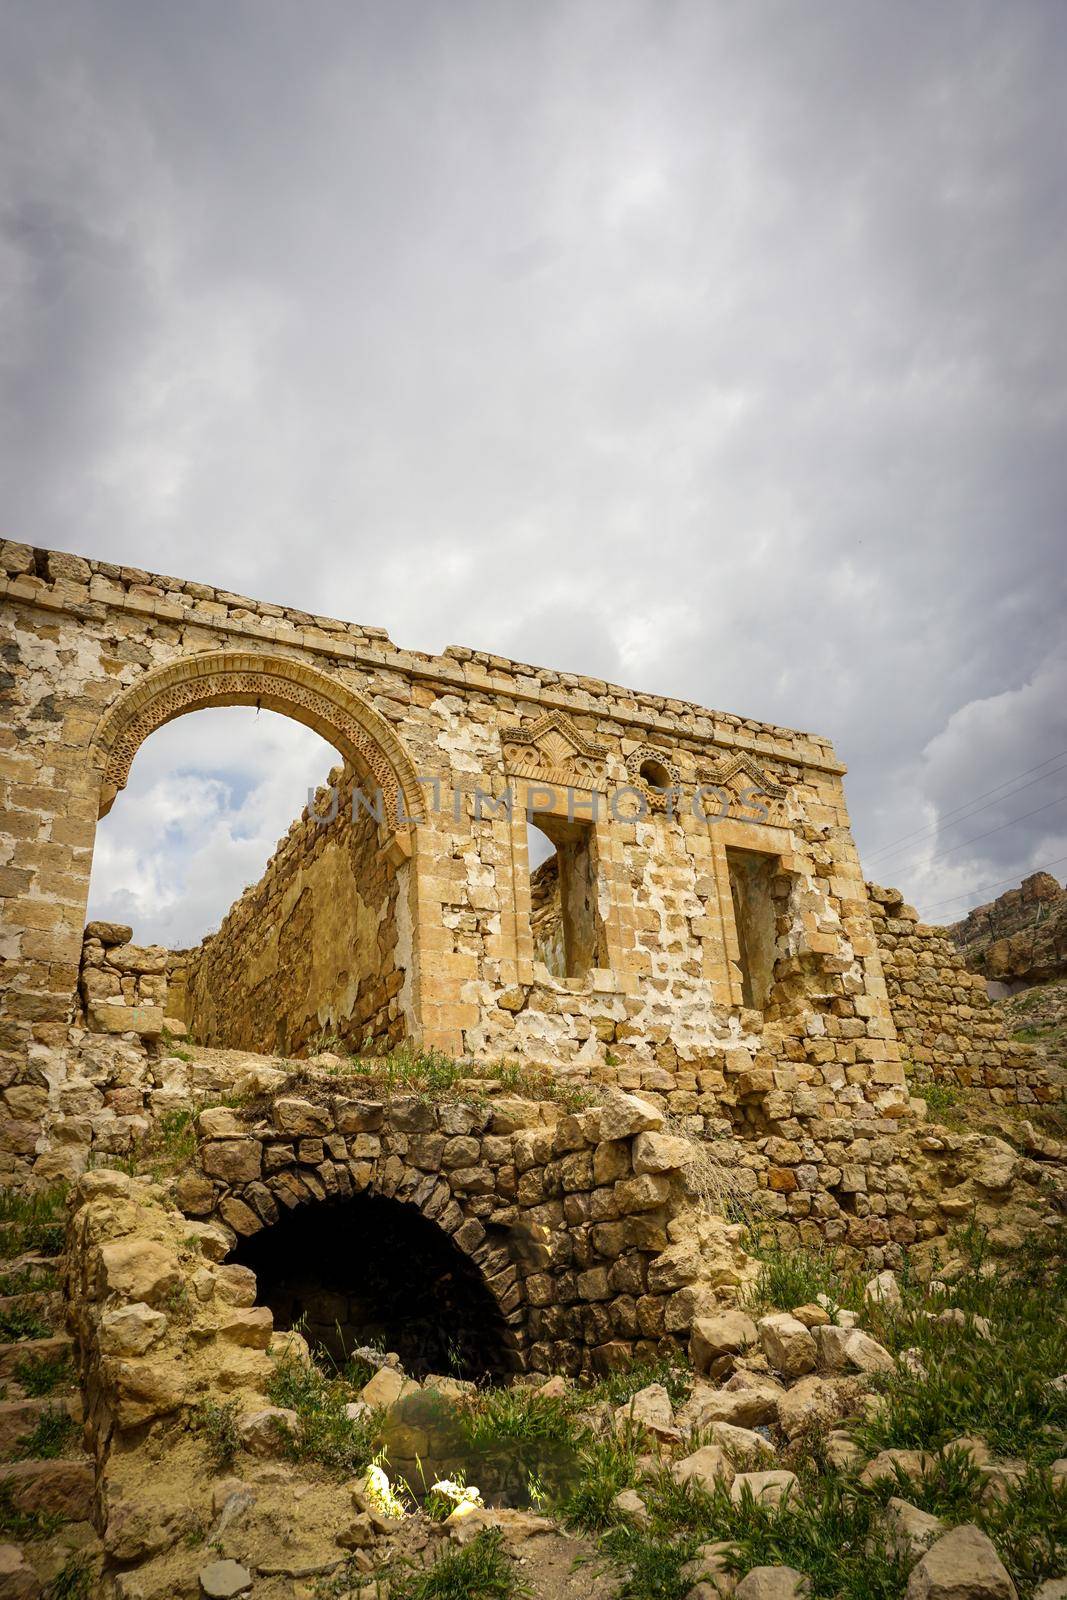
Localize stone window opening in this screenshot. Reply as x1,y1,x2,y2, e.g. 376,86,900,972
726,846,780,1011
526,815,606,981
229,1192,515,1381
638,755,674,793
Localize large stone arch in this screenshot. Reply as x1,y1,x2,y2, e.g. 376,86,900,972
88,649,427,835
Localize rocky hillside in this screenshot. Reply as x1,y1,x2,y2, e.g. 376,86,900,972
948,872,1067,987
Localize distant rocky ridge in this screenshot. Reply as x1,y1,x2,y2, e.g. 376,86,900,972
948,871,1067,987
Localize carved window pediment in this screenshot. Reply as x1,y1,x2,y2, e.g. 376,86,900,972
501,712,609,791
704,753,789,821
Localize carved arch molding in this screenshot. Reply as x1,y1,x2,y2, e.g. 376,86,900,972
89,651,427,830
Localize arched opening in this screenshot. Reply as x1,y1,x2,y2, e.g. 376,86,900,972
230,1193,515,1381
79,653,426,1056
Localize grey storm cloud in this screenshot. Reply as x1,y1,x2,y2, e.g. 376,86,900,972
3,0,1066,934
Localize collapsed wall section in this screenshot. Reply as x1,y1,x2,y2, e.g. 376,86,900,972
183,765,405,1056
868,882,1062,1104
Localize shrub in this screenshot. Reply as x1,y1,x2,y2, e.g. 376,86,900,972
196,1397,242,1472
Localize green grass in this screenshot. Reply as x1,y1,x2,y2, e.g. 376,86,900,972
582,1222,1067,1599
386,1528,526,1600
13,1352,73,1397
557,1434,640,1532
286,1041,591,1109
742,1226,866,1316
267,1351,382,1476
455,1385,584,1451
0,1185,68,1258
11,1405,78,1460
852,1230,1067,1466
195,1397,242,1472
0,1303,52,1341
584,1357,692,1411
43,1555,94,1600
917,1080,963,1118
0,1265,56,1297
0,1481,64,1541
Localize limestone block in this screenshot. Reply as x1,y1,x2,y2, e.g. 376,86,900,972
99,1301,168,1357
814,1325,895,1376
905,1524,1016,1599
709,1421,775,1464
201,1139,262,1184
272,1097,333,1135
883,1498,944,1566
632,1131,693,1174
731,1470,799,1508
735,1568,811,1599
88,1002,164,1038
220,1307,274,1348
671,1445,734,1493
690,1310,758,1372
97,1238,180,1307
238,1407,300,1456
597,1091,665,1141
757,1313,817,1377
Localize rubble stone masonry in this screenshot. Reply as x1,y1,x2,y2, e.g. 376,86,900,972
0,541,1060,1209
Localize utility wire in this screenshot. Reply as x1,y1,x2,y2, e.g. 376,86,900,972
920,853,1067,916
887,791,1067,877
865,748,1067,864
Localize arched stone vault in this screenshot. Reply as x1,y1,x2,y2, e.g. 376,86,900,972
88,650,427,835
175,1083,757,1376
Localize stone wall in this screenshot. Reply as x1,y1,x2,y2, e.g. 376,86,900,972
76,922,186,1041
177,1077,758,1376
868,882,1063,1104
183,764,406,1056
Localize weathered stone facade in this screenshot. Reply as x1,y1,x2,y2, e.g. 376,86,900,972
0,541,1061,1213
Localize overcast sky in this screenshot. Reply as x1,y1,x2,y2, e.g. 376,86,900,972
3,1,1065,944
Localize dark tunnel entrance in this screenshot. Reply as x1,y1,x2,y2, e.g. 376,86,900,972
230,1192,515,1381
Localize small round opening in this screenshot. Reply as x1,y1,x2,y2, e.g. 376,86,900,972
639,756,673,791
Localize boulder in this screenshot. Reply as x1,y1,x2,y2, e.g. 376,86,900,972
99,1301,167,1357
777,1376,855,1441
708,1422,775,1465
690,1311,758,1373
0,1543,41,1599
671,1445,735,1493
906,1524,1017,1599
198,1560,253,1597
758,1314,816,1377
613,1488,650,1528
731,1470,799,1509
882,1498,944,1566
735,1568,811,1599
597,1091,665,1141
614,1383,677,1440
238,1407,300,1456
861,1450,933,1488
359,1367,419,1410
97,1238,180,1307
865,1270,902,1310
814,1326,895,1376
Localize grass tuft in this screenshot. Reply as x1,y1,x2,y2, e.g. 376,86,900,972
387,1527,527,1600
267,1351,382,1476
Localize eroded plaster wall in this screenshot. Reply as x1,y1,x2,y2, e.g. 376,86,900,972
184,765,405,1055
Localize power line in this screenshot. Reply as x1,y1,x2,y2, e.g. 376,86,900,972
865,748,1067,864
919,852,1067,916
890,791,1067,876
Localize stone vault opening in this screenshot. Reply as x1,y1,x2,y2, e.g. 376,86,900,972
229,1193,515,1381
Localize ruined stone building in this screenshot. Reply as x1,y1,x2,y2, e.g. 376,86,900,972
0,541,1062,1379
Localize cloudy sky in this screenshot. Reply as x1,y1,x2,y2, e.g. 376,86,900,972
3,1,1065,944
